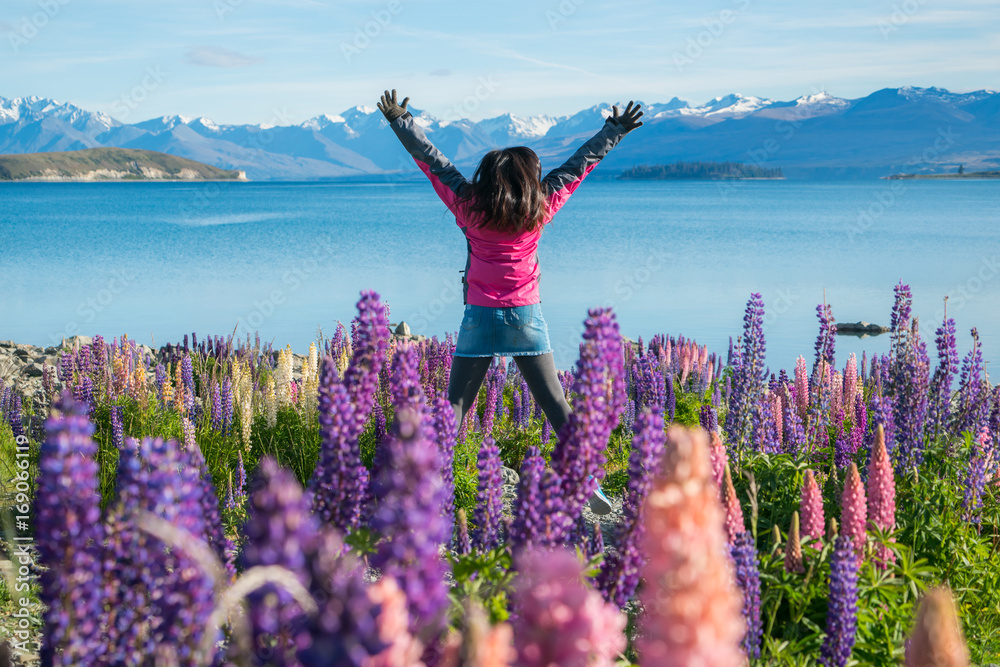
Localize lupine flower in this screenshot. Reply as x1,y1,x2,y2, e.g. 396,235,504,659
184,443,237,579
962,428,990,524
597,407,666,607
723,463,746,544
549,308,626,535
432,396,458,532
373,398,388,447
785,511,805,574
35,392,105,666
820,535,859,667
181,354,195,414
363,577,425,667
782,396,807,455
72,375,94,417
211,380,223,432
905,587,970,667
928,316,959,438
370,405,451,643
731,531,762,660
866,424,897,569
700,404,719,434
242,457,320,666
181,416,196,451
708,428,728,491
343,291,391,425
110,404,125,451
311,355,369,534
955,328,990,437
512,546,626,667
840,463,867,564
638,425,744,666
510,447,568,551
794,356,809,420
725,293,766,448
221,378,233,435
474,436,503,552
890,316,931,472
800,470,825,543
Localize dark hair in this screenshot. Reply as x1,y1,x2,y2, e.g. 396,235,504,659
460,146,549,234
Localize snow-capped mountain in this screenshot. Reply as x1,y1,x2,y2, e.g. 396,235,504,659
1,87,998,179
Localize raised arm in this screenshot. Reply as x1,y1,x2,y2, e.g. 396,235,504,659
379,89,469,216
542,101,643,218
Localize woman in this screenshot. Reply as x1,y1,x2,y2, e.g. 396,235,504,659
378,89,642,513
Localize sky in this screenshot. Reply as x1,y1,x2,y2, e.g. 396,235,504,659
1,0,998,125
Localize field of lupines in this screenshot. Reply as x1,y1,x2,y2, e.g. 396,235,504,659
0,282,997,666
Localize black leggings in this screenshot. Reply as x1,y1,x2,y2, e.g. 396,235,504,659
448,353,572,441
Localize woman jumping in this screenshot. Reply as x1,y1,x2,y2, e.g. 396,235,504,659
378,88,643,514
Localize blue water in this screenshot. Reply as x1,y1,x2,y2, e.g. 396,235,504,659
1,179,998,374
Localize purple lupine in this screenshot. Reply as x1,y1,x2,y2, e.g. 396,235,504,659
373,398,388,447
519,377,532,429
236,450,247,500
298,529,387,667
181,354,195,415
183,444,237,578
35,392,106,666
955,328,991,438
888,281,913,359
755,397,782,454
72,375,94,418
807,303,837,452
890,319,931,472
962,429,990,524
110,405,124,451
342,290,391,424
541,418,552,445
731,531,763,660
665,372,676,422
242,457,320,666
549,308,627,532
59,349,75,387
509,446,571,551
5,392,24,440
474,436,503,552
699,404,719,434
635,354,664,409
154,362,167,399
432,395,458,533
482,369,499,435
782,397,807,456
820,536,859,667
369,405,451,643
724,293,767,449
928,316,958,438
211,380,223,432
597,407,666,607
221,378,234,436
310,355,369,534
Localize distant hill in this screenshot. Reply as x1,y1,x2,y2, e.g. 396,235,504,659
0,147,247,181
884,170,1000,179
1,87,998,180
620,161,783,180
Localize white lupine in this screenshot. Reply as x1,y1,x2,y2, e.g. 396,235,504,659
275,345,294,409
265,374,277,429
300,342,320,427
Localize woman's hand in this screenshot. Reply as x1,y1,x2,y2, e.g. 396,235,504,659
377,89,410,122
609,101,643,132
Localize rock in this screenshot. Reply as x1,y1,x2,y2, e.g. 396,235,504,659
44,346,59,355
395,321,411,336
61,335,93,349
23,363,44,378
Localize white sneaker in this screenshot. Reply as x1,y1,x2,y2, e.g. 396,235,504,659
588,476,613,515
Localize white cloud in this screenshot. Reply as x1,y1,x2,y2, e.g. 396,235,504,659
184,46,264,68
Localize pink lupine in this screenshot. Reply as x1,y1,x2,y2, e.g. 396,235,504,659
794,356,809,420
843,354,859,412
830,370,843,419
365,577,425,667
512,546,626,667
841,463,868,564
638,425,745,667
800,469,825,543
866,424,897,569
723,463,746,544
905,587,970,667
709,429,728,492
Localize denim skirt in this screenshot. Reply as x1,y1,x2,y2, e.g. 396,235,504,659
454,303,552,357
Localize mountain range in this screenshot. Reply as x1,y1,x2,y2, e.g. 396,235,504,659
2,86,998,180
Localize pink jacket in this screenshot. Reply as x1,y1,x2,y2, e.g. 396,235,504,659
389,112,630,307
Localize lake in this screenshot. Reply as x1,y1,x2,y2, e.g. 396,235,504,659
1,179,997,375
